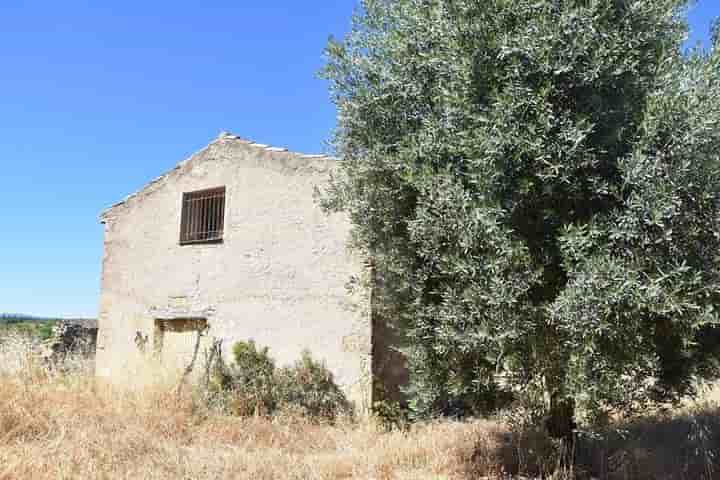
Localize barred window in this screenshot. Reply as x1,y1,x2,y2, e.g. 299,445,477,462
179,187,226,244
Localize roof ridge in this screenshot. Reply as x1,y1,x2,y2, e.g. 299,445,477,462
99,131,336,221
216,131,333,159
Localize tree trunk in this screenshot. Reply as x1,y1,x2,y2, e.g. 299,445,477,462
544,393,577,468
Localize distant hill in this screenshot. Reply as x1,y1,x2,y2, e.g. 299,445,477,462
0,313,94,324
1,313,52,323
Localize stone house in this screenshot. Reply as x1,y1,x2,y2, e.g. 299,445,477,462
96,132,403,411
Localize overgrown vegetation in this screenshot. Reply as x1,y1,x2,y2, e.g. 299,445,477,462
0,318,56,341
321,0,720,432
2,342,720,478
206,340,351,422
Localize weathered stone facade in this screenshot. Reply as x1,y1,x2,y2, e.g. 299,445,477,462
97,132,374,410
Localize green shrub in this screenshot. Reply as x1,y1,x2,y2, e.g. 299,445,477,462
211,341,350,422
226,340,277,416
275,350,351,422
36,321,55,341
372,398,408,431
371,379,409,431
231,340,275,379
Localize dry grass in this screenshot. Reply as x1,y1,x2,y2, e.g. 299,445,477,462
0,336,507,480
1,336,720,479
0,374,507,479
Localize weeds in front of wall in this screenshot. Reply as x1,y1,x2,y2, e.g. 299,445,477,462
2,334,720,479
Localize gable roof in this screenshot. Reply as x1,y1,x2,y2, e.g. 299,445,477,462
99,131,335,223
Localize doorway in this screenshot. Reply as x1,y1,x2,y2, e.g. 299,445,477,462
153,318,208,373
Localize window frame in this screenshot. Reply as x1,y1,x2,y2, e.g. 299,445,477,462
179,186,226,246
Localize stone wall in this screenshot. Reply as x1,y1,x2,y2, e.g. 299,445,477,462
96,133,373,410
41,319,98,364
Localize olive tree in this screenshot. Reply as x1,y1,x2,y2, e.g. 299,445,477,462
321,0,720,430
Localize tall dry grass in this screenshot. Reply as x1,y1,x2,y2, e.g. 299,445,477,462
0,335,507,479
1,334,720,479
0,377,505,479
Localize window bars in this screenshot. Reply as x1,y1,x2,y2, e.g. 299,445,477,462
179,187,226,244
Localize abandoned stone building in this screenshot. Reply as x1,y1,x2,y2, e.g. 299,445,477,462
96,132,403,410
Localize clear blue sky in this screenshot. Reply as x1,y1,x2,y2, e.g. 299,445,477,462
0,2,717,318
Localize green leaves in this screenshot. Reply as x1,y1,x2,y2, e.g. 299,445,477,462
322,0,720,424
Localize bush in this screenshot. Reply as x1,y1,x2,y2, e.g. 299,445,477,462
232,340,275,376
371,379,409,431
372,398,409,431
275,350,351,422
224,340,277,416
210,341,350,422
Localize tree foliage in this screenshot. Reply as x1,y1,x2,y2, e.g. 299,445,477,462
321,0,720,424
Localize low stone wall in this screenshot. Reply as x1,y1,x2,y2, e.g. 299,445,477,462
41,319,98,364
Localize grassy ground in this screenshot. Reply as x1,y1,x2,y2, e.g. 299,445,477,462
1,334,719,479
